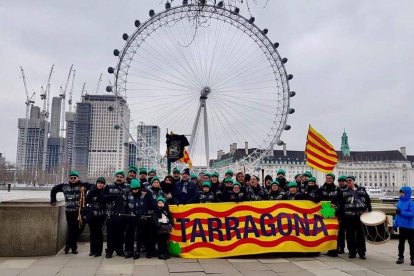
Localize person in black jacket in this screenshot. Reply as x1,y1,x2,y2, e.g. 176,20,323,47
173,168,200,204
103,170,129,258
282,182,305,200
155,196,173,260
210,172,221,194
247,175,266,201
199,181,215,203
304,177,322,203
320,173,344,257
267,180,285,200
124,179,157,259
216,178,234,202
126,166,138,184
342,176,372,259
276,169,288,191
50,171,94,254
264,175,273,192
229,182,248,202
161,175,175,203
86,177,107,257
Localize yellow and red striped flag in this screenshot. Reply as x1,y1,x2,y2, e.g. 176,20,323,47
179,148,193,169
305,125,338,172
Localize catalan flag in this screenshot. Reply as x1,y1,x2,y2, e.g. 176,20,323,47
179,148,193,169
305,125,338,173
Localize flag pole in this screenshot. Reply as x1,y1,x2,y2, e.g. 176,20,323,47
167,128,171,175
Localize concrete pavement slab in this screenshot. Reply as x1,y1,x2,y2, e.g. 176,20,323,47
310,269,351,276
295,260,333,270
324,261,368,271
347,271,383,276
257,257,290,263
278,271,315,276
168,262,204,273
0,258,37,268
0,268,25,276
200,262,240,274
265,262,305,272
96,263,134,274
133,264,169,275
233,261,274,272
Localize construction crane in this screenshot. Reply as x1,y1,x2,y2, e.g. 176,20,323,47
68,69,76,112
40,65,54,171
59,65,73,137
81,82,87,97
95,73,102,94
20,66,35,171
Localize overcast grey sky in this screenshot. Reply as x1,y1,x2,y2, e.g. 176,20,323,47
0,0,413,163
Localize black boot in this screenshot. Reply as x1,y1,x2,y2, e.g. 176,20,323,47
133,251,140,259
105,249,113,259
64,245,70,254
411,260,414,266
396,257,404,264
124,251,133,259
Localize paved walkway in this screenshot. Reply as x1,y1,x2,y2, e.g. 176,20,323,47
1,240,413,276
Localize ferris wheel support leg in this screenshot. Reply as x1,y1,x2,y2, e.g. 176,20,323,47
189,102,202,154
203,103,210,169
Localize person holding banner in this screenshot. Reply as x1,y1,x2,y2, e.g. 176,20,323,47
304,177,322,203
161,175,175,203
267,180,285,200
229,182,248,202
155,196,173,260
342,176,371,259
216,177,234,202
199,182,216,203
282,182,305,200
320,173,344,257
247,175,267,201
210,172,221,194
264,175,273,192
276,169,288,191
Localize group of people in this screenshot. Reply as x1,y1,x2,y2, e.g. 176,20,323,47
51,166,375,260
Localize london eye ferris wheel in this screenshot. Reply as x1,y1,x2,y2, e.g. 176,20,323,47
107,0,296,174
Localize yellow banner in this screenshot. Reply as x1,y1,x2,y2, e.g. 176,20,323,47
169,201,338,258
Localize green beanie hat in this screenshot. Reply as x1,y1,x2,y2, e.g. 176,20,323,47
190,174,198,179
233,181,241,187
204,172,211,178
277,169,286,176
96,177,106,184
225,170,234,177
173,167,180,173
288,182,298,188
294,173,302,179
156,196,167,203
130,179,141,189
308,177,317,183
68,171,80,177
151,176,160,184
303,171,312,177
211,172,219,178
128,166,138,173
346,176,355,181
148,168,156,174
338,175,347,181
138,167,147,175
224,178,234,184
271,180,280,186
114,170,126,177
326,173,335,180
202,181,211,188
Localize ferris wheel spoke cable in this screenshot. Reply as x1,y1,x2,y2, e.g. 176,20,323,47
208,24,246,88
136,38,201,90
213,93,276,113
211,95,272,132
215,94,277,110
210,97,263,147
129,53,199,90
154,28,205,89
127,69,198,91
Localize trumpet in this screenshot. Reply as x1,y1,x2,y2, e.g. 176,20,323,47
78,186,86,228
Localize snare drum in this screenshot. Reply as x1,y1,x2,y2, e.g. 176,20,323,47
360,210,390,244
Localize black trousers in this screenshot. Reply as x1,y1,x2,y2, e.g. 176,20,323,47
398,227,414,260
345,215,366,255
338,219,346,251
125,218,156,255
157,233,170,256
88,216,106,255
66,211,85,250
106,215,126,254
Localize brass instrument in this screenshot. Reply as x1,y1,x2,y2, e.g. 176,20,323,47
78,186,86,228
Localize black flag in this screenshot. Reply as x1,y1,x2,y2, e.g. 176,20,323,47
166,133,190,162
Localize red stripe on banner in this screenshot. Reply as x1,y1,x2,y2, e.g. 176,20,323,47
170,224,339,242
306,158,335,171
173,203,322,219
181,235,338,253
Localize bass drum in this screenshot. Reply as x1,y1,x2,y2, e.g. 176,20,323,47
360,210,390,244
